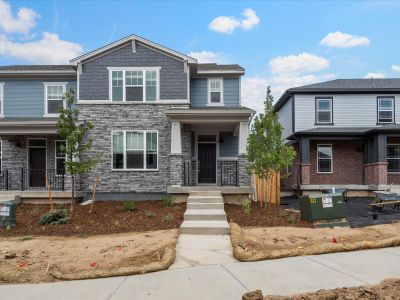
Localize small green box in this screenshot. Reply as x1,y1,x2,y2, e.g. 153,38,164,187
0,199,17,227
299,193,346,222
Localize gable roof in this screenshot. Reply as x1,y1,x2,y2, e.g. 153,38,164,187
0,65,75,74
70,34,197,65
274,78,400,111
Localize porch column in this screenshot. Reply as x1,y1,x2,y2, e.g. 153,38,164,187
364,134,387,186
239,122,249,154
299,138,310,185
170,121,183,186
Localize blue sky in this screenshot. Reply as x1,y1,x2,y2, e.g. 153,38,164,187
0,0,400,111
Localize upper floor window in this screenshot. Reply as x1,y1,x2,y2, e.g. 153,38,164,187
55,140,66,175
109,68,160,102
317,144,333,173
0,83,3,117
377,97,394,124
112,130,158,170
44,83,66,116
315,97,333,124
208,78,223,105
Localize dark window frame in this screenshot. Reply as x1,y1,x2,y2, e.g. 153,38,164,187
315,97,334,125
377,96,395,124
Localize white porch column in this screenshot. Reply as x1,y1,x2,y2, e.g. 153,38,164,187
171,121,182,154
238,121,249,154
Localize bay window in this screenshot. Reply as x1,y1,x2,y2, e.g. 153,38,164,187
112,130,158,170
109,68,159,102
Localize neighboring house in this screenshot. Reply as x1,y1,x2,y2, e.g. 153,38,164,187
275,78,400,195
0,35,254,201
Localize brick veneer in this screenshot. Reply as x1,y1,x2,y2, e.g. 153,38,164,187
365,162,388,185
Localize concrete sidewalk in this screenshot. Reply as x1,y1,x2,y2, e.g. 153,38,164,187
1,247,399,300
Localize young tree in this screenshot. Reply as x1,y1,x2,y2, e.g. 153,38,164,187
57,89,99,211
247,86,296,204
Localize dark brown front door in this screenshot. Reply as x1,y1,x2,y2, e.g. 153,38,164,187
198,143,216,184
29,148,46,188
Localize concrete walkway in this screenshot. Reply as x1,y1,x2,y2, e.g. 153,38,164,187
1,247,400,300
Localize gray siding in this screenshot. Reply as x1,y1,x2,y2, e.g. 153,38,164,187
79,42,187,100
219,131,238,157
190,77,240,107
278,96,293,140
3,79,76,118
294,94,400,132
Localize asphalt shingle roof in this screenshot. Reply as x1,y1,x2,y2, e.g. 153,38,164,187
0,65,75,72
197,63,244,72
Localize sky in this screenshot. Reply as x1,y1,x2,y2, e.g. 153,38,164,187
0,0,400,113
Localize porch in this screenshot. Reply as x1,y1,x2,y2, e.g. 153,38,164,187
166,107,254,190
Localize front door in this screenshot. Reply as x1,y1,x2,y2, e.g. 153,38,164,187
198,143,216,184
29,148,46,188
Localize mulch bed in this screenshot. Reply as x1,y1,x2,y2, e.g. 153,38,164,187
225,202,312,228
0,201,185,237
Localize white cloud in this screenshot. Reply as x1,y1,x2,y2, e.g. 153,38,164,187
269,53,329,75
0,32,83,64
320,31,370,48
241,77,268,113
187,51,228,64
392,65,400,72
240,8,260,30
363,72,386,79
208,8,259,34
0,0,39,34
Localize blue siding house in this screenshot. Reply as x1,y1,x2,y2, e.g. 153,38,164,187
0,34,254,200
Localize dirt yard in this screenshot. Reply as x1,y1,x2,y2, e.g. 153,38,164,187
225,203,312,228
243,278,400,300
231,222,400,261
0,229,178,283
0,201,185,236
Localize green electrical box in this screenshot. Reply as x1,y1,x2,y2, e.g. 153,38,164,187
0,198,17,227
299,193,349,227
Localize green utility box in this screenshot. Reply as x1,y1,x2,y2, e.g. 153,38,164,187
0,198,17,227
299,193,348,227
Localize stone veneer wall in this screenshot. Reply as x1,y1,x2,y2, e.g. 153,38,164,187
78,104,187,194
238,154,250,186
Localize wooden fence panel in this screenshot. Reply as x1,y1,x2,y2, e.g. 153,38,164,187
254,171,280,206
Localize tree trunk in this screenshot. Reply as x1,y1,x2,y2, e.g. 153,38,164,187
71,174,75,212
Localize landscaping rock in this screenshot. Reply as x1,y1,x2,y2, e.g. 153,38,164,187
242,290,263,300
4,252,16,259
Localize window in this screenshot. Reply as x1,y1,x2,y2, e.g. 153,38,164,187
0,83,4,117
55,141,66,175
109,68,159,102
0,140,2,173
378,97,394,123
317,144,332,173
387,144,400,172
208,78,223,104
112,130,158,170
316,98,332,124
44,83,66,115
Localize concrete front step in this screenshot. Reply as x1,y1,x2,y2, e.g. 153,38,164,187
189,191,222,197
180,220,230,235
184,209,227,221
187,196,224,204
187,202,224,209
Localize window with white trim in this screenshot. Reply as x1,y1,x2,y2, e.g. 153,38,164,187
208,78,223,104
0,140,2,173
378,97,394,123
112,130,158,170
55,141,66,175
387,144,400,172
110,69,159,102
317,144,332,173
45,83,66,115
316,98,332,124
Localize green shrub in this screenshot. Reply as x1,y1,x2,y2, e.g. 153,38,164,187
236,195,252,215
173,205,182,211
163,213,174,221
122,201,137,212
145,211,156,218
40,209,69,225
161,195,175,207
